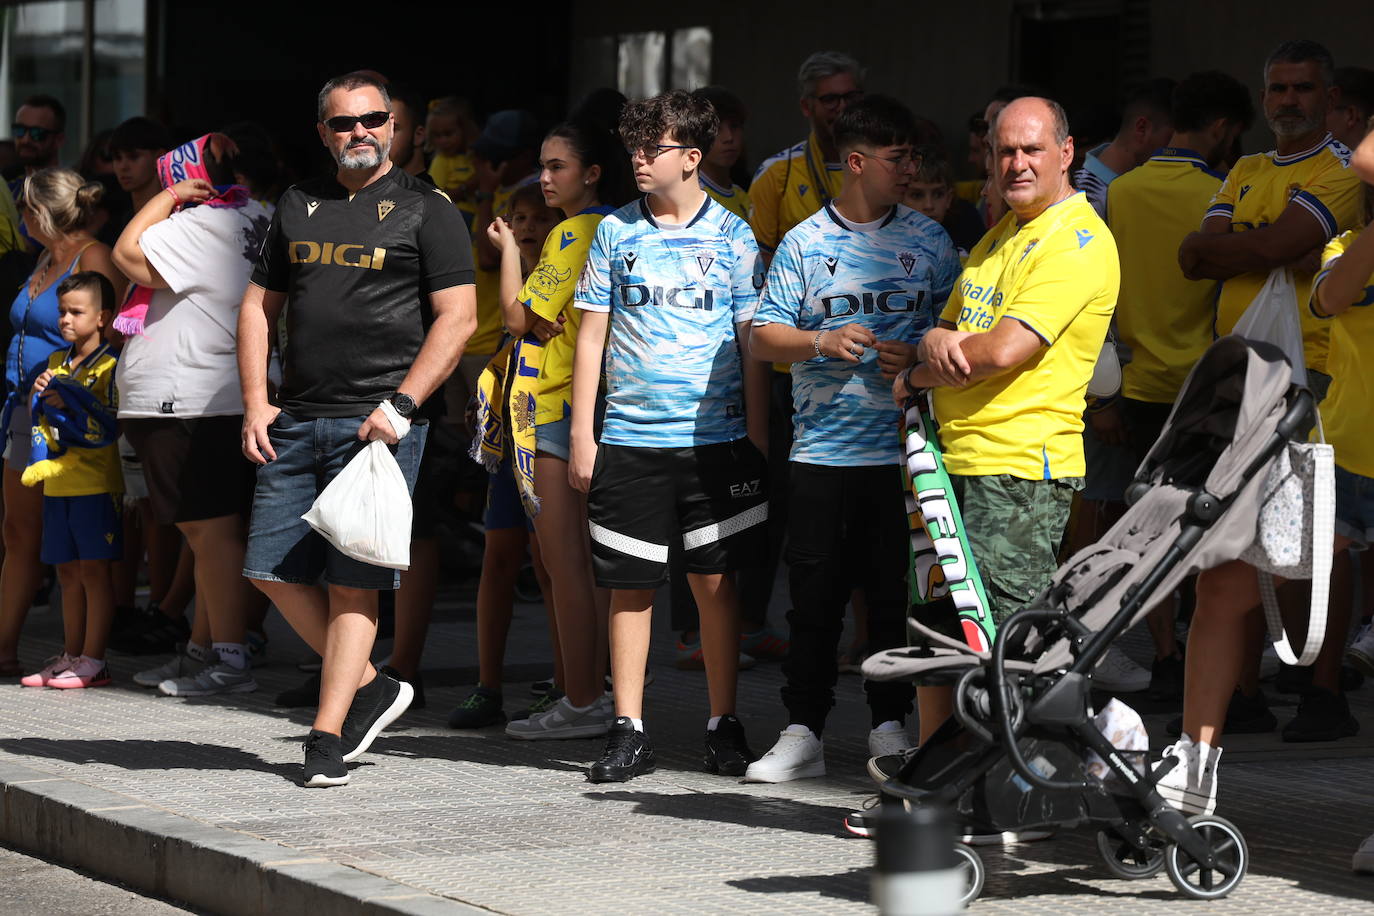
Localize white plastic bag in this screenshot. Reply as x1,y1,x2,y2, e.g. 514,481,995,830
1231,267,1308,387
302,440,412,570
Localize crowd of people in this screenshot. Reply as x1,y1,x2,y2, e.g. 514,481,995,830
0,39,1372,872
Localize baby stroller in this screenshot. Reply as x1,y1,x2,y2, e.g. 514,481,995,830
862,336,1313,905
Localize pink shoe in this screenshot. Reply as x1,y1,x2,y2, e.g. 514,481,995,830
20,653,78,688
47,660,112,689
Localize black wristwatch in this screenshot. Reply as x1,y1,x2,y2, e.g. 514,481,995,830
390,392,417,418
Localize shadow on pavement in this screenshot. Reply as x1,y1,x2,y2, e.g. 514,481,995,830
726,866,870,903
585,789,855,838
0,738,305,785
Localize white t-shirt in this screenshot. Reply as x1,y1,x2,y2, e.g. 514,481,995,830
117,200,273,419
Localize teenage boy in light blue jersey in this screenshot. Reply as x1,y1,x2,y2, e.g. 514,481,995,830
569,90,771,784
747,95,960,783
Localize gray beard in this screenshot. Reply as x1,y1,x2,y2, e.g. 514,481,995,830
1266,112,1322,140
338,137,390,169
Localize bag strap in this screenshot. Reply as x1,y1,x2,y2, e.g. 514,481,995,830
1257,443,1334,666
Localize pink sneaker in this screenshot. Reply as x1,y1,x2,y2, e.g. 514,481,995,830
47,660,112,689
20,653,78,688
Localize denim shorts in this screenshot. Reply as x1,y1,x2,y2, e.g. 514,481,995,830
1334,463,1374,549
242,411,427,590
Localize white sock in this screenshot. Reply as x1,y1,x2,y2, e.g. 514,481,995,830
788,724,817,739
630,718,645,733
213,643,247,670
707,715,722,731
76,655,102,674
872,720,904,733
186,641,212,663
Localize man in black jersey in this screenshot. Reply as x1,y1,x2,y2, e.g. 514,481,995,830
237,72,476,787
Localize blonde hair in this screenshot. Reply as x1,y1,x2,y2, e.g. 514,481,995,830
22,167,103,239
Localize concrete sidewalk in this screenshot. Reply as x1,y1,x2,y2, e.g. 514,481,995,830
1,584,1372,914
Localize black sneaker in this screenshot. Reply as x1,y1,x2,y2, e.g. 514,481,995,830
108,607,189,655
274,672,321,708
1282,687,1360,742
340,669,414,762
379,665,425,711
448,686,506,729
587,717,655,783
1148,653,1185,702
703,714,757,776
1167,688,1276,736
302,729,349,787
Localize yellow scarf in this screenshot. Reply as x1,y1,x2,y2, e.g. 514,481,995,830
469,333,544,518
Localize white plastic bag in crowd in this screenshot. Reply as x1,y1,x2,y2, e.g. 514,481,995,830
302,440,412,570
1231,267,1309,387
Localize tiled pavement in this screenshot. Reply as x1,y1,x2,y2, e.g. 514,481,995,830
1,583,1372,914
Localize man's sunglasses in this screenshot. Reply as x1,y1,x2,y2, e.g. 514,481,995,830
12,124,55,142
322,111,389,133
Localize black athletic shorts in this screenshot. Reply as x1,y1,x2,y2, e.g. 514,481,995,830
122,416,256,524
587,438,769,589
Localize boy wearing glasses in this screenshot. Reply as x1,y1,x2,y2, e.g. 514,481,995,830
747,95,960,782
569,90,769,783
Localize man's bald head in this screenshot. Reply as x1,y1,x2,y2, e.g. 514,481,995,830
991,96,1075,222
992,96,1070,146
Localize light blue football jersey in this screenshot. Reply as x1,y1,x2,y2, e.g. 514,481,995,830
575,194,762,447
754,203,960,466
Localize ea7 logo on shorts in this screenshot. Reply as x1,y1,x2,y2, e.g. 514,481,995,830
729,479,762,498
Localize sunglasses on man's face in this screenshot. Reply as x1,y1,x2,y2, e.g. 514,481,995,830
12,124,55,142
323,111,389,133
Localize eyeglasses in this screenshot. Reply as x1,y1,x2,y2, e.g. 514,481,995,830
322,111,390,133
859,150,923,169
810,90,864,110
12,124,55,142
627,144,694,161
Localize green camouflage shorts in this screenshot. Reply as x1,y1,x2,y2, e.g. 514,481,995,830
949,473,1083,624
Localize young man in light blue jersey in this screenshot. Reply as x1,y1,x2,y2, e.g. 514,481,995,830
747,95,961,782
569,90,771,783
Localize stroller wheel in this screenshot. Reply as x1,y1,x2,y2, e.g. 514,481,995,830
1096,829,1165,879
1165,815,1248,900
951,845,985,906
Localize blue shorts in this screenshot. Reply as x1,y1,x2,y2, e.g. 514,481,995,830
42,493,124,565
534,397,605,463
242,412,427,590
484,455,532,532
1334,463,1374,549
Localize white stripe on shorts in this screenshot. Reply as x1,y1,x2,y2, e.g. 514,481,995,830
682,503,769,551
588,521,669,563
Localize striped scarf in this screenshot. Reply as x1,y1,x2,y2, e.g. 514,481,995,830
469,333,544,518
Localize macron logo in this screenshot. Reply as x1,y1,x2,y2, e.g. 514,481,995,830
1076,229,1094,249
560,231,577,250
623,252,637,273
1239,185,1252,200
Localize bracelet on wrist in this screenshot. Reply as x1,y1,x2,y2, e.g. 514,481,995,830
813,330,825,360
165,186,181,206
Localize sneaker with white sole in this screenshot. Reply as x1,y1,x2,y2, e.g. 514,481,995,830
506,694,612,740
959,829,1055,845
1354,832,1374,873
868,722,912,758
20,653,78,688
1092,646,1151,693
159,661,257,697
1346,624,1374,676
1156,734,1221,815
134,650,205,688
743,725,825,783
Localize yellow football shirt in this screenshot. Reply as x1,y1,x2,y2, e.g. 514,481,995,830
748,131,845,254
429,152,477,229
1311,229,1374,477
41,345,123,497
1206,134,1363,374
700,173,750,222
520,208,611,425
470,176,537,356
1108,149,1224,403
933,192,1119,479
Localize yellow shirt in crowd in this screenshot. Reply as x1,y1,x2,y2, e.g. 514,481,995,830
470,176,537,356
700,173,751,222
1206,134,1363,374
934,192,1119,479
41,344,123,498
1108,148,1225,404
748,131,844,254
1312,229,1374,478
519,207,611,426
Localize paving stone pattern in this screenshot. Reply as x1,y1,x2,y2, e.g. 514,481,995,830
2,586,1372,914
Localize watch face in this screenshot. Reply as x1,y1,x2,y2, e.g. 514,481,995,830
393,393,417,416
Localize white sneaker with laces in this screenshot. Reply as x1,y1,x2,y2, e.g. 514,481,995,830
1156,734,1221,815
505,695,612,740
744,725,825,783
159,661,257,697
134,652,204,688
1346,624,1374,676
868,722,912,757
1354,832,1374,873
1092,646,1151,692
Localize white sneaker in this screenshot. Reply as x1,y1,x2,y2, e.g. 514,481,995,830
1156,734,1221,815
1346,624,1374,676
159,661,257,697
868,722,912,757
743,725,825,783
1092,646,1151,692
1354,832,1374,873
134,651,204,688
505,695,612,740
959,829,1055,845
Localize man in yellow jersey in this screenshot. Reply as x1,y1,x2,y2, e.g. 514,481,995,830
1097,70,1254,703
893,97,1118,744
749,51,863,261
1180,40,1363,398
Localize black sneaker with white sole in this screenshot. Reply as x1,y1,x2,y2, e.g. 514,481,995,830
587,717,655,783
302,730,349,787
703,714,757,776
340,669,414,762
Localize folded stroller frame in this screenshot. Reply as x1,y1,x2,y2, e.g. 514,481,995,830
862,338,1312,904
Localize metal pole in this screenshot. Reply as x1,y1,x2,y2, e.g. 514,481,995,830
81,0,94,155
